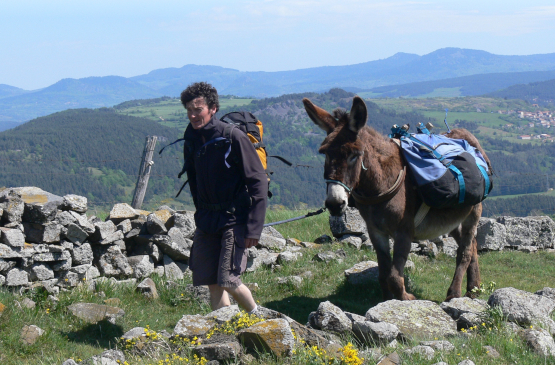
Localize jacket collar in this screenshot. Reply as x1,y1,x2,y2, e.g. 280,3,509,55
184,115,220,142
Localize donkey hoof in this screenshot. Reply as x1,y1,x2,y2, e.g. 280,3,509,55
465,291,479,299
402,293,416,301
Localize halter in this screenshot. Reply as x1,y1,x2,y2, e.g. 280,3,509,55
324,151,367,194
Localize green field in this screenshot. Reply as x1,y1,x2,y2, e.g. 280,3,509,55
115,97,254,129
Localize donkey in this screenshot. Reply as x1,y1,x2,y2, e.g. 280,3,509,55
303,96,492,302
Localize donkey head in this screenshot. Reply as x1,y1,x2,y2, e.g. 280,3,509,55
303,96,368,216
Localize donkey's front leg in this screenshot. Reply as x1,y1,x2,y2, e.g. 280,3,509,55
390,231,416,300
369,232,394,300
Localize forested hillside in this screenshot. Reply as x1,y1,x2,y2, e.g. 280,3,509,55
486,78,555,107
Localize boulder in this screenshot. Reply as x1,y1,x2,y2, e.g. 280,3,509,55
499,216,555,249
116,219,132,234
192,342,242,362
22,193,61,223
258,234,287,251
520,328,555,357
127,255,154,278
146,214,167,235
23,222,62,244
339,235,363,250
90,221,117,242
277,250,302,264
94,245,133,277
204,305,241,324
72,242,94,266
352,320,400,345
344,261,379,285
29,263,55,281
312,301,352,334
136,278,158,299
488,287,555,333
173,314,217,338
20,325,45,345
6,268,29,286
476,218,507,251
365,300,458,339
440,297,488,328
0,189,24,223
64,223,88,244
329,206,367,237
62,194,87,213
246,249,278,272
0,227,25,247
162,255,183,280
153,233,191,261
170,211,196,238
237,318,295,357
262,226,285,239
108,203,139,223
56,211,77,226
536,287,555,301
67,302,125,324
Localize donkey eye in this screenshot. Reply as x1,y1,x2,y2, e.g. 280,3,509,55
348,154,358,164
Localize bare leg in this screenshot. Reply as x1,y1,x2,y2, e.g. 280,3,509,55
208,284,231,310
225,284,257,312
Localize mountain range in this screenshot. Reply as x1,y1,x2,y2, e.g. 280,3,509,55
2,47,555,126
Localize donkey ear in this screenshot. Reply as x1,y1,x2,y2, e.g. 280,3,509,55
348,96,368,133
303,98,336,134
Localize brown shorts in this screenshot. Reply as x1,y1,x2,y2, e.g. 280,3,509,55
189,225,248,288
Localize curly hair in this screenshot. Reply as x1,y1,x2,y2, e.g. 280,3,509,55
180,82,219,111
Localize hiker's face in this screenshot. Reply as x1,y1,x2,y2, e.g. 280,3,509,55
185,97,217,130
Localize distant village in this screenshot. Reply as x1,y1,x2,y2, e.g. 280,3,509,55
497,108,555,142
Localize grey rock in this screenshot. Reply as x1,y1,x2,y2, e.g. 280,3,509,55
457,361,476,365
153,234,191,261
23,199,60,224
62,194,87,213
0,274,5,286
277,250,302,264
67,302,125,324
277,276,303,288
499,216,555,249
70,211,95,234
62,359,78,365
163,255,183,280
340,234,362,249
20,324,45,345
58,271,79,287
366,300,458,339
146,213,167,235
476,217,507,251
258,234,286,251
345,311,366,324
87,349,126,365
0,227,25,247
312,251,342,263
420,340,455,351
0,243,22,259
127,255,154,278
489,287,555,333
129,238,163,264
108,203,138,223
536,287,555,301
438,237,458,257
174,314,216,338
6,268,29,286
440,297,488,328
314,234,333,244
204,305,241,324
95,245,133,277
246,249,278,272
329,206,367,237
98,230,124,245
116,219,132,234
15,297,36,310
344,261,379,284
313,301,352,334
136,278,158,299
33,250,71,262
404,345,435,360
419,240,439,257
482,345,500,358
193,342,242,362
262,226,284,240
171,211,196,238
56,211,76,226
65,223,88,244
352,320,400,344
30,263,54,281
121,327,146,341
0,258,16,273
1,194,24,223
23,222,61,244
90,221,117,242
72,242,94,265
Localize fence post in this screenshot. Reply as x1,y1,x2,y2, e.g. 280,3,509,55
132,135,158,209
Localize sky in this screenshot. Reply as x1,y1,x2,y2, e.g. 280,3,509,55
2,0,555,90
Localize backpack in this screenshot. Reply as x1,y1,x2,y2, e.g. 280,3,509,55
390,123,493,208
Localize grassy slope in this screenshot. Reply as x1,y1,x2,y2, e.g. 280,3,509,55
1,210,555,364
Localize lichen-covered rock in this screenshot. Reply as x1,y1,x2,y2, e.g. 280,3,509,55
312,301,352,334
127,255,154,278
277,276,303,288
147,213,167,235
344,261,379,285
0,190,24,223
440,297,488,328
329,207,367,237
108,203,138,223
173,314,217,338
67,302,125,324
339,235,363,250
237,318,295,357
404,345,435,360
193,342,242,362
170,211,196,238
70,211,95,235
312,251,342,263
536,287,555,301
0,227,25,247
22,198,61,224
476,218,507,251
62,194,87,213
23,222,61,244
65,223,88,244
153,233,191,261
420,340,455,351
90,221,117,242
20,325,45,345
6,267,29,286
352,320,399,344
365,300,458,339
136,277,158,299
277,250,302,264
72,242,94,265
499,216,555,249
488,287,555,333
204,305,241,324
162,255,183,280
520,328,555,357
246,248,278,272
258,234,287,251
95,245,133,277
29,263,54,281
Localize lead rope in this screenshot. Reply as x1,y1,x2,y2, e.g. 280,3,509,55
264,207,327,227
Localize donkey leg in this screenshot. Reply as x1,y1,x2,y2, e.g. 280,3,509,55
389,232,416,300
465,236,481,298
369,232,394,300
446,208,481,301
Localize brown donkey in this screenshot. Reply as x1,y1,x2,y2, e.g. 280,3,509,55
303,96,492,301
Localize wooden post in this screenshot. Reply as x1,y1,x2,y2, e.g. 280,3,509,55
132,135,158,209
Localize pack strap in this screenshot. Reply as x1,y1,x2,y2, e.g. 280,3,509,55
477,165,491,199
351,166,406,205
448,165,465,204
158,138,184,155
175,180,188,198
414,202,430,228
268,155,293,166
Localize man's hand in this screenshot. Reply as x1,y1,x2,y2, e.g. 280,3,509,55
245,238,259,248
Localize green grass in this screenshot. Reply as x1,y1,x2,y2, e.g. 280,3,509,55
1,210,555,364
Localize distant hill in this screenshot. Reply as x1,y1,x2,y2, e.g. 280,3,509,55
364,70,555,98
3,48,555,123
0,84,30,99
486,78,555,106
0,76,164,122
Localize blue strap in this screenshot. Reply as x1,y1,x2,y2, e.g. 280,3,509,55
325,179,352,193
201,137,227,149
409,136,445,161
477,164,490,199
448,165,465,204
159,138,184,155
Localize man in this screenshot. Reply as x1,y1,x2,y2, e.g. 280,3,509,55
180,82,267,313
